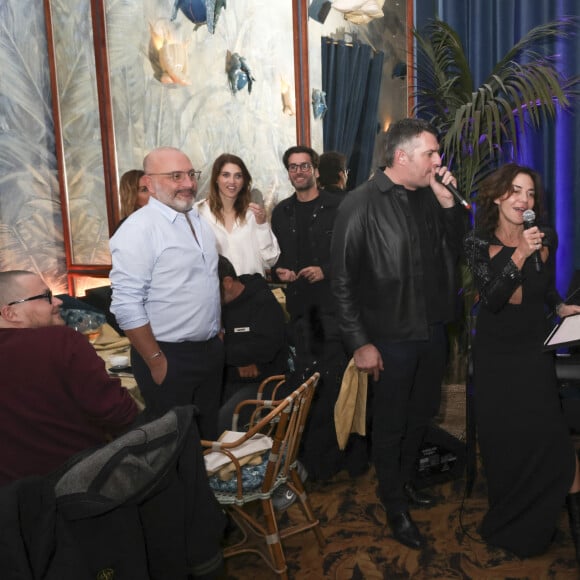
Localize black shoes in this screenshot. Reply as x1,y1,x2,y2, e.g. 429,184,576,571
383,482,433,549
387,511,425,549
403,481,435,507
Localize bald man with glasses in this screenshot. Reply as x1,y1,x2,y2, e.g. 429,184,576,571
110,147,224,440
0,270,139,485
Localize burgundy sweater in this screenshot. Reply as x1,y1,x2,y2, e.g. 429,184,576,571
0,325,139,484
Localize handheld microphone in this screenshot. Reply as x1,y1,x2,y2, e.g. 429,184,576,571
522,209,541,273
434,173,471,210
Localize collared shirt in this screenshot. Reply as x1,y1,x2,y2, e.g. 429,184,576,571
196,200,280,276
110,196,221,342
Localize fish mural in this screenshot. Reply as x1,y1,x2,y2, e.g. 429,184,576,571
312,89,327,119
226,51,255,94
171,0,227,34
281,78,295,116
391,61,407,79
149,19,191,86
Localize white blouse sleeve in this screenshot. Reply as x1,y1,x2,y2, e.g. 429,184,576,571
254,218,280,268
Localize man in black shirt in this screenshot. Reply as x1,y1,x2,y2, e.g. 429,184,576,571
271,146,368,481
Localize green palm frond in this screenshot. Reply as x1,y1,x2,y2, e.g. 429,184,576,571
412,18,579,197
494,18,578,71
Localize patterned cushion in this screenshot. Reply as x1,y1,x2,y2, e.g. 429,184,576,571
208,452,269,493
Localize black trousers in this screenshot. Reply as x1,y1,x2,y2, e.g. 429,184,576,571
291,311,370,480
132,336,224,440
372,323,447,515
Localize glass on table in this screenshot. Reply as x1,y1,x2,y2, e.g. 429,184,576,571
61,309,106,343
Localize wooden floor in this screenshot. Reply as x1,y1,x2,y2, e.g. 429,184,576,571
222,384,580,579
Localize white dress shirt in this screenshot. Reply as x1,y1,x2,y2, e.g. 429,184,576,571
110,196,221,342
197,200,280,276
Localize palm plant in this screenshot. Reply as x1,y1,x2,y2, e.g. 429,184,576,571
412,18,578,383
412,18,579,201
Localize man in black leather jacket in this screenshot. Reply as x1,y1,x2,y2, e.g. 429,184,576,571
271,145,369,481
331,118,467,549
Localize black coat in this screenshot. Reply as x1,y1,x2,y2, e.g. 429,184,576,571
0,406,225,580
331,169,467,352
271,190,342,319
222,273,288,383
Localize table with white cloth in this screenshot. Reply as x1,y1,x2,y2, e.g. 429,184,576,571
92,323,145,409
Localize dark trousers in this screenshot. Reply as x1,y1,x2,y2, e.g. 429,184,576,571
132,336,224,440
217,382,260,434
291,312,370,480
372,324,446,516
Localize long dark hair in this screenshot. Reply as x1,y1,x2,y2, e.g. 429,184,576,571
208,154,252,225
474,163,544,236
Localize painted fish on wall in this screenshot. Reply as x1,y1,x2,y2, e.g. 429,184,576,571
281,78,295,116
226,51,255,94
312,89,327,119
171,0,227,34
149,19,191,86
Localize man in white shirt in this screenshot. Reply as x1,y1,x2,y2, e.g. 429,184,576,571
110,147,224,439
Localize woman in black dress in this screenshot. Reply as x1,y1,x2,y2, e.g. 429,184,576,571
464,163,580,560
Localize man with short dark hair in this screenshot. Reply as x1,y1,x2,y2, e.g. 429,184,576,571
0,270,139,485
110,146,224,439
318,150,348,194
272,145,369,481
331,118,466,549
274,145,340,346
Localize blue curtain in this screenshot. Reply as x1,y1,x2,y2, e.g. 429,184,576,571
321,38,384,187
415,0,580,296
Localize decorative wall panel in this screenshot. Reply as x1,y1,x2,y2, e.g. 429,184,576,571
0,0,67,292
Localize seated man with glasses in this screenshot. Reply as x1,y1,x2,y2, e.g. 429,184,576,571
110,147,224,440
0,270,139,485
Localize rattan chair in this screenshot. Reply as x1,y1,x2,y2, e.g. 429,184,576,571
201,372,324,578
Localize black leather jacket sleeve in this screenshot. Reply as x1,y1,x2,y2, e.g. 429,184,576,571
331,170,466,352
330,191,370,351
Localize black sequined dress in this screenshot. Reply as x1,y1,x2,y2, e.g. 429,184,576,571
465,230,575,557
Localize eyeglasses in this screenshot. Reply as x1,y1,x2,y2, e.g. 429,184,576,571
147,170,201,182
288,163,313,173
8,290,53,306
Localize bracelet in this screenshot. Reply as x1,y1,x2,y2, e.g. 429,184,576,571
556,303,565,316
149,350,163,360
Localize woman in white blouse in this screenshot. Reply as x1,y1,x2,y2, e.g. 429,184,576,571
197,154,280,277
